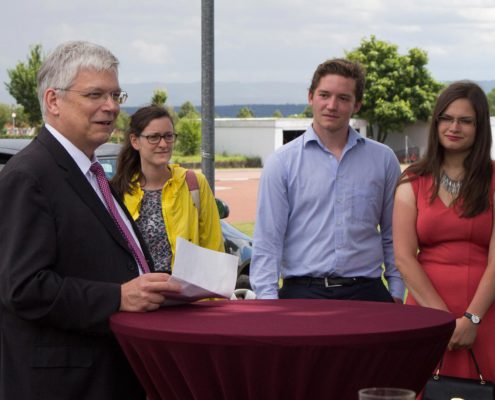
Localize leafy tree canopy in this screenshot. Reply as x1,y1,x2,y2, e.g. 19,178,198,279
151,89,168,107
0,104,13,131
346,35,443,143
115,110,130,132
301,105,313,118
0,104,27,133
236,107,254,118
487,87,495,116
149,88,179,123
175,118,201,156
178,101,200,119
5,44,43,127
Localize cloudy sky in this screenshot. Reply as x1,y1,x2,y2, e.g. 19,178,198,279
2,0,495,104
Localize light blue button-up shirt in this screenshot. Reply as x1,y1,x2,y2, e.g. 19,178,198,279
250,125,404,299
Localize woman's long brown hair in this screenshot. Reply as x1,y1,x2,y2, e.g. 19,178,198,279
398,81,492,217
111,105,174,198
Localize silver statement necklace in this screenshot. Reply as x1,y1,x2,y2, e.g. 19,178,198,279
440,172,462,196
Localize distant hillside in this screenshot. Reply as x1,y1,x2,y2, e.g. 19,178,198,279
470,80,495,93
1,78,494,107
123,81,308,107
122,79,495,108
121,78,495,117
122,103,308,118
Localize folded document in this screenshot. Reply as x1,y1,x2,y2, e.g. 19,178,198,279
161,237,238,305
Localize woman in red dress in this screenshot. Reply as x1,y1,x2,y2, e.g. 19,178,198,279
393,81,495,381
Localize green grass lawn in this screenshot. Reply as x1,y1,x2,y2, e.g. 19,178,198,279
231,222,254,237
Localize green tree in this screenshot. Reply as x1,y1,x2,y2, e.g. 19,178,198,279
0,104,27,134
0,104,12,133
5,44,43,127
301,105,313,118
178,101,200,119
487,87,495,116
116,110,130,132
272,109,283,118
0,104,12,131
149,88,178,123
175,118,201,155
151,89,168,107
346,35,443,143
236,107,254,118
13,106,29,127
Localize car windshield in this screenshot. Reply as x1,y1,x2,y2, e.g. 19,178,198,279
0,139,120,178
99,157,118,179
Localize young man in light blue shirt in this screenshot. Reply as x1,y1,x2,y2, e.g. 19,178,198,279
250,58,404,302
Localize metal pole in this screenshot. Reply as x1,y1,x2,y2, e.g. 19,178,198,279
201,0,215,193
11,112,16,135
405,135,409,163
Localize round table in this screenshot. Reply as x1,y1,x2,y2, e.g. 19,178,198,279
110,299,454,400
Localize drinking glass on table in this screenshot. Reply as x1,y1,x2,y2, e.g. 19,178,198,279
358,387,416,400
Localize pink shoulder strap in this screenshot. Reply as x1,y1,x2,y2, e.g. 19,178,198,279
185,170,199,190
185,170,200,212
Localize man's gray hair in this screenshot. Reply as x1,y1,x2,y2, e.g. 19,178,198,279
37,41,119,118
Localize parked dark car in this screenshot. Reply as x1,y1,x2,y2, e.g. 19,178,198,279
0,138,252,288
216,200,252,289
0,139,122,178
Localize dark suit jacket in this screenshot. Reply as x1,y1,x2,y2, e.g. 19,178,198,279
0,128,151,399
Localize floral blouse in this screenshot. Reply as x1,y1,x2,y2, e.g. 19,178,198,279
135,189,172,273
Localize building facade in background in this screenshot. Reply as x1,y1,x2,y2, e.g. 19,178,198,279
215,117,495,165
215,118,367,165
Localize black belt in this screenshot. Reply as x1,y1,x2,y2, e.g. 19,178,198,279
283,276,377,288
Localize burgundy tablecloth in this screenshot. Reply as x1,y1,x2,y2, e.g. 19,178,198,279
110,300,454,400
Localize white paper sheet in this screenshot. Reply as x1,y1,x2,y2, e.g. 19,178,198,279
161,237,238,305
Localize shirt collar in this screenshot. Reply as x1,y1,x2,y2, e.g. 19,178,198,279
303,124,365,150
45,124,97,175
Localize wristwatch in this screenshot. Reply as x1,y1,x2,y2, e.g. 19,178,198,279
464,312,481,324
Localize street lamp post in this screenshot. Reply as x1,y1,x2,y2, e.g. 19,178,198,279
405,135,409,163
11,112,16,135
201,0,215,193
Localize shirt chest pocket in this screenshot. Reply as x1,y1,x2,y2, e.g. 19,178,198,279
350,186,380,223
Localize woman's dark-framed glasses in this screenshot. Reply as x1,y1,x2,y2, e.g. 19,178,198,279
141,133,178,144
436,114,476,127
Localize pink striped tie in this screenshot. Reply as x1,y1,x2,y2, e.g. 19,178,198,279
90,162,150,274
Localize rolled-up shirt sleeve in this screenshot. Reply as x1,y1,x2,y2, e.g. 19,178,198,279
381,154,405,299
250,154,288,299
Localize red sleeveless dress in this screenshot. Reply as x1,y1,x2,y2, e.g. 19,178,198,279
407,168,495,381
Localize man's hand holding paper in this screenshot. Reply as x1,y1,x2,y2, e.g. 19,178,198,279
162,237,238,305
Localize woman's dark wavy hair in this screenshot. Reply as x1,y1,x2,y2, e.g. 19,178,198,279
398,81,492,217
111,105,174,198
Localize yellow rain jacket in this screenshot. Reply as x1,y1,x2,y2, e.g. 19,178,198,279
124,164,224,268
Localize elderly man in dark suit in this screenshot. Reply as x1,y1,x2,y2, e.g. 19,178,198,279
0,41,180,399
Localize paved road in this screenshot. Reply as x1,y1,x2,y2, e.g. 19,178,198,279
214,168,260,223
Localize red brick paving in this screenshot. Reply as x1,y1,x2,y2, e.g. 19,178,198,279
214,168,260,223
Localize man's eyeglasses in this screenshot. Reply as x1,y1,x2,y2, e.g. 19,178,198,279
55,88,128,105
436,115,476,127
141,133,178,144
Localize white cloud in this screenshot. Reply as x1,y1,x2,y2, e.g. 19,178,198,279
130,40,171,65
2,0,495,103
422,45,449,56
462,7,495,21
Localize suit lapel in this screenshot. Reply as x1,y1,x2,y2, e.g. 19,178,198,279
112,186,155,271
36,128,132,256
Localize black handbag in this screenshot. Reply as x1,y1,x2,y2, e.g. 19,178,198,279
423,349,494,400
